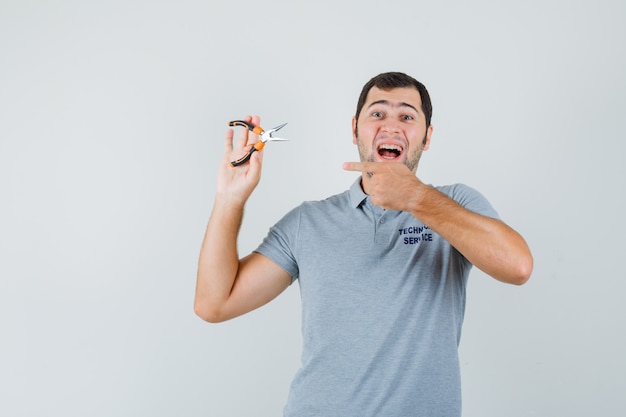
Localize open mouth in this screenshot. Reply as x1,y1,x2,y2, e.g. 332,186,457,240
377,143,403,160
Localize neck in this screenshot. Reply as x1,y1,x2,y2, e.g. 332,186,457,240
360,174,374,195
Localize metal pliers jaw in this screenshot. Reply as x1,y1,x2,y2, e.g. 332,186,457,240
228,120,288,167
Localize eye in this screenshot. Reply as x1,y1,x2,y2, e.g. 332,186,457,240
402,114,415,121
371,111,383,118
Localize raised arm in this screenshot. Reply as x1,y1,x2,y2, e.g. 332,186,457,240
194,116,292,323
343,161,533,285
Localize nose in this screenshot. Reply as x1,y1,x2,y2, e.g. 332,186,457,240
381,118,401,133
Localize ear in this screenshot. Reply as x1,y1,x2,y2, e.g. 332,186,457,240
422,125,434,151
351,117,358,144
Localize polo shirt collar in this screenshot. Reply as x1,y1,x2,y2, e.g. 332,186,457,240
349,177,368,208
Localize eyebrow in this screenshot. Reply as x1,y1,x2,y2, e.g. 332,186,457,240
367,100,419,113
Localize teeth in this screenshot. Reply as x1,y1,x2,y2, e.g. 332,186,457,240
379,144,402,151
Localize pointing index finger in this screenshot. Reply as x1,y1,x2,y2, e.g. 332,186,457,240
342,161,377,172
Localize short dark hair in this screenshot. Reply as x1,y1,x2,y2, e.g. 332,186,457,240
355,72,432,126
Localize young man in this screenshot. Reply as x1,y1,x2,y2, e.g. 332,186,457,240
195,72,533,417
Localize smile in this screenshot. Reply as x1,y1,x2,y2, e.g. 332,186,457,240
377,143,404,160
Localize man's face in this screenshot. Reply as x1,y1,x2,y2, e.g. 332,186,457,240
352,86,433,173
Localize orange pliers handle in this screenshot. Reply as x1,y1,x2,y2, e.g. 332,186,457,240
229,120,264,136
228,120,265,167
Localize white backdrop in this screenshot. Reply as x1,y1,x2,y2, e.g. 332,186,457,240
1,0,625,416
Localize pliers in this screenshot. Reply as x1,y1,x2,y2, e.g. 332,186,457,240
228,120,288,167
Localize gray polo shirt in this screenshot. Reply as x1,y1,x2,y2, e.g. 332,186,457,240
255,178,499,417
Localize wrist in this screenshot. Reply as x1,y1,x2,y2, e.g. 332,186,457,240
214,192,247,212
407,182,434,218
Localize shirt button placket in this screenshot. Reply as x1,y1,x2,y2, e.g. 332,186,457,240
375,215,386,243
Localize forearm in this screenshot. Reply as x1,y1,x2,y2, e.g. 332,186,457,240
194,197,245,321
410,185,533,285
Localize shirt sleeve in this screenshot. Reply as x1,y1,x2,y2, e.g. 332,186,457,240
438,183,500,219
254,206,301,282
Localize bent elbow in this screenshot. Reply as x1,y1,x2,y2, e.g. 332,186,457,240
509,254,534,286
194,302,227,324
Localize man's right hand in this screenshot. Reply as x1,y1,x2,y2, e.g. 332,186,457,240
216,115,264,207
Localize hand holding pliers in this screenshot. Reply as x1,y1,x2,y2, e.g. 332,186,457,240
228,120,288,167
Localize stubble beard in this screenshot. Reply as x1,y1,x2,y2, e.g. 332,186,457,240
355,133,426,173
